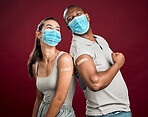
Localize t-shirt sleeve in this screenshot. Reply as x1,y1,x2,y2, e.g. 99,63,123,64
70,44,94,65
97,35,109,47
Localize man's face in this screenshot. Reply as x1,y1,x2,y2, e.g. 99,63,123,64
65,7,85,25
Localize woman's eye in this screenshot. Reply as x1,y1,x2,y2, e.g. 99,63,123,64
56,29,60,32
47,26,52,29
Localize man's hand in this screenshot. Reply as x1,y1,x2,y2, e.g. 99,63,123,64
112,52,125,69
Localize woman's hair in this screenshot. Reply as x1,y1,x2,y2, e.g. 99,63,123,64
28,17,59,78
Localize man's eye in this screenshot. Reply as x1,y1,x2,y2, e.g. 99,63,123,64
76,13,81,16
67,17,72,22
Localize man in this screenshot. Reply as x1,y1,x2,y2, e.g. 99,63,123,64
63,5,131,117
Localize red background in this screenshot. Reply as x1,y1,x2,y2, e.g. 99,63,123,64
0,0,148,116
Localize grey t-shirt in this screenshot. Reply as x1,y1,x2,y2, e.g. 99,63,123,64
70,34,130,116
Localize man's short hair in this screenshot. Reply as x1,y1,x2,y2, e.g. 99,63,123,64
63,5,86,24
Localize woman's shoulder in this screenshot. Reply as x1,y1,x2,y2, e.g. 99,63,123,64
58,51,73,64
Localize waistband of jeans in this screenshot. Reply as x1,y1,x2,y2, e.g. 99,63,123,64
87,111,131,117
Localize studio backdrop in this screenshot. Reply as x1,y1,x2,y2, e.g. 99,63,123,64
0,0,148,117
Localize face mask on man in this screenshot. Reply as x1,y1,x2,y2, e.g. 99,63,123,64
42,29,61,46
68,14,89,35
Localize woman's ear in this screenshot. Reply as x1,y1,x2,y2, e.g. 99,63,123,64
36,31,42,39
86,13,90,22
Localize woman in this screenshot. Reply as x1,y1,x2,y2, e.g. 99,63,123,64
28,17,76,117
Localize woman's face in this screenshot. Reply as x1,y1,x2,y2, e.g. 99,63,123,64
42,20,60,32
37,19,60,39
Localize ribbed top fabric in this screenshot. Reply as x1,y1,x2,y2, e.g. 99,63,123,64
35,51,76,106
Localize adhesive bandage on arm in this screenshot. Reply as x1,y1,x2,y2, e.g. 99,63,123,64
60,68,71,72
77,58,88,65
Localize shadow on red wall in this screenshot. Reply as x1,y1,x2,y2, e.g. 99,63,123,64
0,0,148,116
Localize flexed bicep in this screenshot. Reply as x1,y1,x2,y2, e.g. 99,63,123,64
76,54,98,91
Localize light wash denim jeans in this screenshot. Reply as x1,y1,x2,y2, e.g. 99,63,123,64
37,101,75,117
86,111,132,117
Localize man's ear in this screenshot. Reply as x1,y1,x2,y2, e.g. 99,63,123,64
85,13,90,22
36,31,42,39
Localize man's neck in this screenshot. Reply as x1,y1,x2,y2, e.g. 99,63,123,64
75,27,96,41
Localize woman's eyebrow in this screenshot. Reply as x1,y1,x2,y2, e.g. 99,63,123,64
45,24,60,29
45,24,52,27
56,26,60,29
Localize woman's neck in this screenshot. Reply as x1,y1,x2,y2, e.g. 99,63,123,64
41,41,58,64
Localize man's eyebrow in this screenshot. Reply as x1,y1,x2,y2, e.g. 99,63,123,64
76,10,82,13
66,15,71,20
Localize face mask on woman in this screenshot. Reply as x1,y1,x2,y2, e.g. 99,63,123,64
68,14,89,35
42,29,61,46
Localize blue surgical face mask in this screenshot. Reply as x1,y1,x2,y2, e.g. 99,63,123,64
68,14,89,35
42,29,61,46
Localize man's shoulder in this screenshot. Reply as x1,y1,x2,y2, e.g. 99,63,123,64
70,43,94,61
70,43,91,55
94,34,109,46
70,39,90,52
94,34,106,41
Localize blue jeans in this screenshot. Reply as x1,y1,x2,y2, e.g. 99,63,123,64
86,111,132,117
37,101,75,117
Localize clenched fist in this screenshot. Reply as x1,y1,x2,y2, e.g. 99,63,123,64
112,52,125,69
